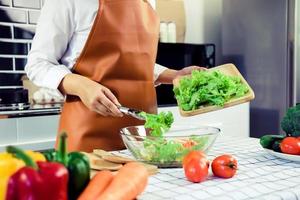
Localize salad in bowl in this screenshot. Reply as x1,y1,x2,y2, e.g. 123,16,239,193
120,112,220,167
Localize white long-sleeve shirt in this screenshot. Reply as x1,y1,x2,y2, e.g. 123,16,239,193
25,0,166,89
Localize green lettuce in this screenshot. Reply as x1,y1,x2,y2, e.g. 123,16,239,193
141,136,211,164
173,70,249,111
139,111,174,137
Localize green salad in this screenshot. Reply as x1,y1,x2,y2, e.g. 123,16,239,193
173,70,249,111
141,135,210,164
139,111,174,137
137,111,209,165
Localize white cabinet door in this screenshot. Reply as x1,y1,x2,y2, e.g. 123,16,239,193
0,115,59,151
0,119,17,145
17,115,59,142
158,103,250,137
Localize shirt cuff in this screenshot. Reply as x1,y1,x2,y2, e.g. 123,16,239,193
154,63,168,81
42,65,72,89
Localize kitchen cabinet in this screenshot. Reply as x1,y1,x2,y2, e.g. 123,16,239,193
17,115,59,143
0,115,59,151
0,119,17,145
160,103,249,138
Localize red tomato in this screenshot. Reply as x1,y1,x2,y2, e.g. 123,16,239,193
183,151,207,167
184,157,209,183
280,137,300,155
212,155,237,179
183,140,197,148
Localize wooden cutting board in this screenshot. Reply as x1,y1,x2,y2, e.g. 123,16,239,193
82,150,159,178
173,63,255,117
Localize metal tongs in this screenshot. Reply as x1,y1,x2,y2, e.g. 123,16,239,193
118,106,145,120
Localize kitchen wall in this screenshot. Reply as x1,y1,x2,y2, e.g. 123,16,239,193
296,0,300,104
184,0,223,64
0,0,42,88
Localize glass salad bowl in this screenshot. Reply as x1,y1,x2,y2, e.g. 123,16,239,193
120,125,220,168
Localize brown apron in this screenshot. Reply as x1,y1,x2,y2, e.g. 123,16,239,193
57,0,159,152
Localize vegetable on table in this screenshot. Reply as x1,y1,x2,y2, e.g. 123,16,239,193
281,104,300,137
173,70,249,111
0,151,46,200
5,146,68,200
183,151,207,168
259,134,285,149
97,162,149,200
280,137,300,155
78,170,114,200
272,140,282,152
25,150,47,162
212,155,237,179
183,151,209,183
139,111,174,137
43,133,90,200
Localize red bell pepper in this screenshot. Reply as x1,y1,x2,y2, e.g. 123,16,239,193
5,146,69,200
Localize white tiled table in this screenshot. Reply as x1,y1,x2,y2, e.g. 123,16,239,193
133,136,300,200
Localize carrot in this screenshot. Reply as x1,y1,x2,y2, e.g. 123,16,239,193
96,162,149,200
78,170,114,200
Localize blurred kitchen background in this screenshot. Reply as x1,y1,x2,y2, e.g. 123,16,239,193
0,0,299,149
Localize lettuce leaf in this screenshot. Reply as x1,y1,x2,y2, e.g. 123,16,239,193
173,70,249,111
139,111,174,137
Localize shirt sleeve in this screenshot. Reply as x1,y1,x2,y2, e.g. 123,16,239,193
25,0,74,89
154,63,168,81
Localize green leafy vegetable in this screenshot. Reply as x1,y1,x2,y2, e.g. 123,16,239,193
139,111,174,137
140,136,210,164
142,137,183,163
281,104,300,137
138,111,210,165
173,70,249,111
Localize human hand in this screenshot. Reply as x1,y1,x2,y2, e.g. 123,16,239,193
78,78,123,117
155,66,207,85
175,66,207,78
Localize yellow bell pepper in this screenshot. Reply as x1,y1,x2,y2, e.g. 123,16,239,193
25,150,46,162
0,151,46,200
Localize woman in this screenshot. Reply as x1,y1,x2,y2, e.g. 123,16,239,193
26,0,204,152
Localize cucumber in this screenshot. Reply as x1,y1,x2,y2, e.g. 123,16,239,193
260,134,285,149
272,140,282,152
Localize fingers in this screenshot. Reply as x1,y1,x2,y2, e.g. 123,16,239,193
91,96,122,117
87,88,123,117
103,88,122,107
93,104,110,117
189,66,207,71
175,66,208,79
182,66,207,76
79,78,124,117
99,93,123,117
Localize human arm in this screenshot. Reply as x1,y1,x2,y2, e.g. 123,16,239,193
25,0,122,117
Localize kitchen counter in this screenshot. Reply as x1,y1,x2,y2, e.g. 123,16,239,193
0,103,250,151
0,104,61,118
134,136,300,200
